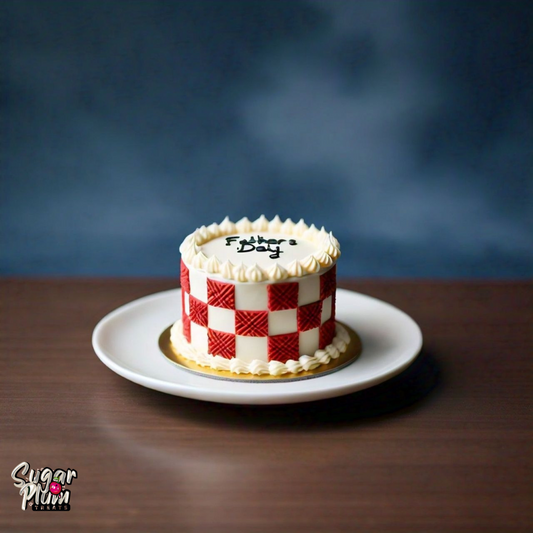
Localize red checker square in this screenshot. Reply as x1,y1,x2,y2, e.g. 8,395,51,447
207,278,235,309
320,264,336,300
182,314,191,342
319,318,336,349
180,260,190,293
189,295,208,327
208,329,235,359
298,301,322,331
268,332,299,363
235,310,268,337
268,282,298,311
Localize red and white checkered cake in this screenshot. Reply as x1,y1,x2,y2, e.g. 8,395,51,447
171,215,348,376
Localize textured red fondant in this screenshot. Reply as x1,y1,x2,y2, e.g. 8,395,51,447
319,318,336,349
235,310,269,337
180,260,190,294
183,259,340,361
182,313,191,342
297,301,322,332
207,278,235,309
268,332,299,363
320,265,336,300
189,295,208,327
267,282,299,311
208,329,236,359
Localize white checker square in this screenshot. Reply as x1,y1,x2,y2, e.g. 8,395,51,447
235,283,268,310
268,308,297,335
208,306,235,333
299,328,319,356
298,275,320,306
189,269,208,303
184,292,190,315
190,322,208,353
235,336,268,363
321,295,332,324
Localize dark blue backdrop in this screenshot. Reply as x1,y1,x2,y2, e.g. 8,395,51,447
2,0,532,277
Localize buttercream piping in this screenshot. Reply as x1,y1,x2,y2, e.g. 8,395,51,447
179,234,195,252
326,344,340,359
220,260,235,279
317,227,329,242
183,243,201,263
193,230,203,245
246,263,267,282
333,338,347,351
300,254,321,273
268,215,283,233
287,260,304,277
197,226,209,243
314,250,333,267
206,255,221,274
179,215,341,281
338,327,350,344
329,231,340,249
207,222,221,239
315,350,331,364
267,263,289,281
219,216,237,234
236,217,253,232
252,214,269,232
233,263,248,282
302,224,319,241
293,218,309,236
192,251,207,269
249,360,270,375
280,218,295,234
325,240,340,260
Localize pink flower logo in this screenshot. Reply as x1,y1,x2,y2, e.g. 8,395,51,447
49,478,62,495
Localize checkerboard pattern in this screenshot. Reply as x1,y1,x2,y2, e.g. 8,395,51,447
180,260,336,364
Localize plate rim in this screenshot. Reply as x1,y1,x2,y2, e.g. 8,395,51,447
92,288,423,405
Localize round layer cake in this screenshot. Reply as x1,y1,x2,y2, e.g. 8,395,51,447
170,215,350,376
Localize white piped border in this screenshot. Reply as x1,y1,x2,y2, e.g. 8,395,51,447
170,320,351,376
179,215,341,282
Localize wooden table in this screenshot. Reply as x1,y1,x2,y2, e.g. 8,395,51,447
1,279,531,532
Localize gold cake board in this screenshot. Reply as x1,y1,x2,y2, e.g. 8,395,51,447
159,322,362,383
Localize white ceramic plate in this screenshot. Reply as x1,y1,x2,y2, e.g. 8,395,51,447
92,288,422,405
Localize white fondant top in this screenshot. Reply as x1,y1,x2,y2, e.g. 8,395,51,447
179,215,340,282
201,232,318,270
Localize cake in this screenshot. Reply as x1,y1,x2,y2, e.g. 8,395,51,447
170,215,350,376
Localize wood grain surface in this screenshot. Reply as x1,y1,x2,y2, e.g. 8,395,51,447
1,279,531,532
